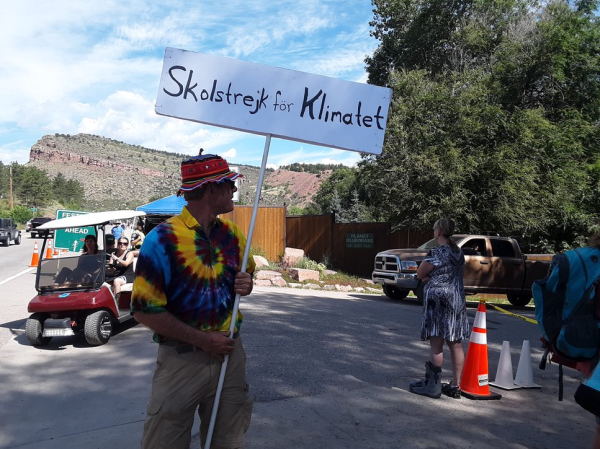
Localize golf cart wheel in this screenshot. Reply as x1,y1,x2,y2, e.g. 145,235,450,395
382,285,409,300
84,310,113,346
15,234,21,245
25,313,52,346
507,294,531,307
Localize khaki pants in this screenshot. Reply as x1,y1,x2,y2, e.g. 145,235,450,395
141,336,253,449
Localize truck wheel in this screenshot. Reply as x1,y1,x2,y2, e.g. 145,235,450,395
15,234,21,245
84,311,112,346
383,285,409,300
25,313,52,346
507,294,531,307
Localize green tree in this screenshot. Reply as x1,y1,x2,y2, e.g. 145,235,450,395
17,166,53,208
343,189,372,223
360,0,600,250
312,167,360,214
50,173,85,208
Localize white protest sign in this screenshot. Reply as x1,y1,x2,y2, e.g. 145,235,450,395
155,47,392,154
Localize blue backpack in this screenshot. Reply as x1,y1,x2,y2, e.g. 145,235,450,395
532,247,600,399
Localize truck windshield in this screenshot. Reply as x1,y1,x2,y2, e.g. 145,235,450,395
418,237,460,250
418,239,439,250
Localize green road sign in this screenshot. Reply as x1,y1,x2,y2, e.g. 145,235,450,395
54,210,94,252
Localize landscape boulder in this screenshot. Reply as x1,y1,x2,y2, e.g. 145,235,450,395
335,284,352,292
254,279,272,287
255,270,281,280
253,255,269,268
290,268,320,282
282,247,304,268
271,276,287,287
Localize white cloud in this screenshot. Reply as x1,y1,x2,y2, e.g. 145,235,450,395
0,142,31,164
221,148,237,159
75,90,245,157
0,1,378,166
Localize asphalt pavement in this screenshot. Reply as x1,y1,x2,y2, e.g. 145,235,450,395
0,253,596,449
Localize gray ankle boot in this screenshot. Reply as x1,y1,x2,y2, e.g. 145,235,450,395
409,361,442,398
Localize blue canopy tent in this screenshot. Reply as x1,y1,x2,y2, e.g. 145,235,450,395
136,195,187,215
136,195,187,231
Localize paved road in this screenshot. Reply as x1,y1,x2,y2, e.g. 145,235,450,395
0,235,39,348
0,243,595,449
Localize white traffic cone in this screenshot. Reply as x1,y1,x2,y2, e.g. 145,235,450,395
514,340,541,388
490,341,521,390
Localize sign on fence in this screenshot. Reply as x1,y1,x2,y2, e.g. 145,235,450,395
54,210,93,252
155,47,392,154
346,233,375,249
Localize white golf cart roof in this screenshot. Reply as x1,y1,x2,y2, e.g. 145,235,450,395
36,210,146,230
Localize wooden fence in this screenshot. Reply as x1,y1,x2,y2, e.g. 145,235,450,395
286,214,432,278
150,207,428,278
222,206,286,261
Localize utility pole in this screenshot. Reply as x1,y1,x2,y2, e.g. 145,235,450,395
9,166,13,210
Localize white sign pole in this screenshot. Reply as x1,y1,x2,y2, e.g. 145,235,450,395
205,134,272,449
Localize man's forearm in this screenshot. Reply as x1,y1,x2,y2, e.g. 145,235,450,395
133,311,235,358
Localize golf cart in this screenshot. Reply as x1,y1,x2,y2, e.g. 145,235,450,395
25,210,146,346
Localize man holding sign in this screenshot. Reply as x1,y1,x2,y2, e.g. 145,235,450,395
131,153,255,449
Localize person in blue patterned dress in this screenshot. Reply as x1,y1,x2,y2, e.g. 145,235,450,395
410,218,470,399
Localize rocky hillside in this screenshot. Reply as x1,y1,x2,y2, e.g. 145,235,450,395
28,134,330,211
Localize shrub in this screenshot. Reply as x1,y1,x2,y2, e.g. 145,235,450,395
251,244,267,258
11,205,33,224
295,256,327,276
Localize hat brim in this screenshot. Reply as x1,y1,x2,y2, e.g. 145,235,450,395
177,171,242,195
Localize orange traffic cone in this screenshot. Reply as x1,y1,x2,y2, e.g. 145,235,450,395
53,247,60,257
30,241,40,267
460,301,502,400
45,240,53,259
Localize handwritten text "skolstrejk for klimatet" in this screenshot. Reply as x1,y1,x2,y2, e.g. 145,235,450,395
163,66,386,130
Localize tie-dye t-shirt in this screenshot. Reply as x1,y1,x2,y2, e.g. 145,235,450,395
131,206,255,341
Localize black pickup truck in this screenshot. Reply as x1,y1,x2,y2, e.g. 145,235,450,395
30,217,54,238
0,218,22,246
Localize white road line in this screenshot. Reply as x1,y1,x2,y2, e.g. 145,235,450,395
0,267,35,286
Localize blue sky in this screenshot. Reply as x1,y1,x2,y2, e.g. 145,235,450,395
0,1,379,169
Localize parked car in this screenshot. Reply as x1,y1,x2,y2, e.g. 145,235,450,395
25,210,146,347
25,219,32,232
372,234,552,307
0,218,21,246
30,217,54,238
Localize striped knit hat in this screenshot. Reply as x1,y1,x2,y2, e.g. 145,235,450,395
177,152,241,196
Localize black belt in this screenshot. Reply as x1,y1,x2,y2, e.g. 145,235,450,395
160,332,239,355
